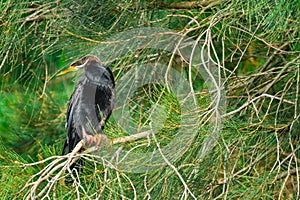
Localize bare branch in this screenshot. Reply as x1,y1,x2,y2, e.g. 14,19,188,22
17,131,151,199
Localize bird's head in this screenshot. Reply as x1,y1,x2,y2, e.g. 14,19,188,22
58,55,114,86
58,55,100,75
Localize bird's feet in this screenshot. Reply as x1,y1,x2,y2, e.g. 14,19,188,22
83,133,109,149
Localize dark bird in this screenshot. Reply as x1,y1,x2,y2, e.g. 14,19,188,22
59,55,115,173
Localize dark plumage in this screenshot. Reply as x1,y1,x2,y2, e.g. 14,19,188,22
61,55,115,172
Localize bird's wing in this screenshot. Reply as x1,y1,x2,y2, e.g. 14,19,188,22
62,82,81,155
66,90,76,131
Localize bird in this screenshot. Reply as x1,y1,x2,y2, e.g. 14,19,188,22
59,55,115,173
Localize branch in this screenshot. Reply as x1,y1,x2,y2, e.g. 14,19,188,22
112,130,150,144
18,131,151,199
153,0,221,9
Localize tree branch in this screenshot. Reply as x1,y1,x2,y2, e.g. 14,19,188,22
18,131,151,199
153,0,221,9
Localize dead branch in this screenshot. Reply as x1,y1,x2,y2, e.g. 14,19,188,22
17,131,150,200
153,0,221,9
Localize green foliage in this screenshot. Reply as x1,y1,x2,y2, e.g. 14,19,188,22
0,0,299,199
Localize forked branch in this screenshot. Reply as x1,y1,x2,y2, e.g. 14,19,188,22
17,131,150,200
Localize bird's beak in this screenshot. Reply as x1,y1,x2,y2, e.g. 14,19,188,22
57,65,78,76
57,58,89,76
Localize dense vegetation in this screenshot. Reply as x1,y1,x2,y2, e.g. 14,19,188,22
0,0,299,199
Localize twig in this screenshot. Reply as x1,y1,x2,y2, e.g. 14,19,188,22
222,93,295,118
149,123,197,200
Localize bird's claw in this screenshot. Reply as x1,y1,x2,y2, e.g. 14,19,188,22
83,134,108,148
